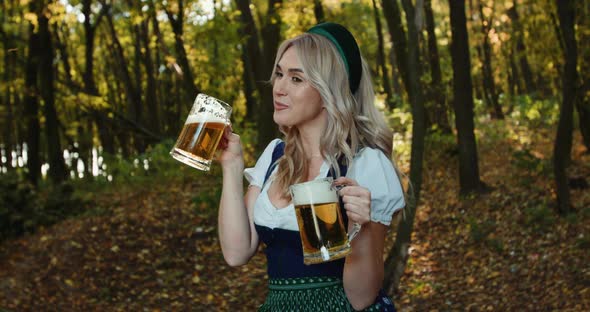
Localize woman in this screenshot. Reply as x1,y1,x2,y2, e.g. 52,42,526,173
217,22,405,311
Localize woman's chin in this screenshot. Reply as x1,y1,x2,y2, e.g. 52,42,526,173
273,113,292,127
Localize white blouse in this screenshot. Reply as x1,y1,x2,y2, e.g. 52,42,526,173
244,139,405,231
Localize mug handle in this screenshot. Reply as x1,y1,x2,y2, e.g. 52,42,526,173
334,184,362,241
348,222,361,241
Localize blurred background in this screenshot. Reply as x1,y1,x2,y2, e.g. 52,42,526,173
0,0,588,310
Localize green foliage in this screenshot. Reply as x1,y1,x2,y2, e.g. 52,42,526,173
467,217,495,244
237,121,262,167
191,183,222,218
575,235,590,250
511,148,550,175
467,217,504,253
0,172,38,240
510,146,552,187
387,107,412,161
0,172,89,241
523,202,556,233
98,139,181,185
509,95,560,127
425,128,456,150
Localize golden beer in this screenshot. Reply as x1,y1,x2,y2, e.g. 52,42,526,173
170,93,232,171
175,119,226,161
290,178,352,264
295,202,350,264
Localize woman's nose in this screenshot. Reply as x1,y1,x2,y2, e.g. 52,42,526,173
273,78,286,96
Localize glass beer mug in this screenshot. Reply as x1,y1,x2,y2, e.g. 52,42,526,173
290,177,362,264
170,93,232,171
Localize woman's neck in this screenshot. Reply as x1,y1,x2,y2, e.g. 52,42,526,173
299,129,322,159
297,115,327,159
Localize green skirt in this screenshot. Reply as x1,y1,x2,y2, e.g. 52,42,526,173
258,277,390,312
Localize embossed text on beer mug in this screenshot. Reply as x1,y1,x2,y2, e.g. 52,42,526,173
290,177,361,265
170,93,232,171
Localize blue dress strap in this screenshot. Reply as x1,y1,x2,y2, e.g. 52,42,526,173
263,141,285,186
263,141,348,185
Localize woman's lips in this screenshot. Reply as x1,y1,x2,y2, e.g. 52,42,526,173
274,101,289,111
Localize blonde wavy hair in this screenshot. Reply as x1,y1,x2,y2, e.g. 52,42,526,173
271,33,397,198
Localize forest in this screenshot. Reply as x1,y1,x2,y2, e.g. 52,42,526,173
0,0,588,310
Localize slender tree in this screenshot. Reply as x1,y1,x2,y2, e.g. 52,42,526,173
236,0,281,152
313,0,325,24
0,12,16,171
23,9,40,186
573,3,590,151
38,2,68,183
477,0,503,119
138,8,160,135
260,0,283,147
104,5,144,153
383,0,427,294
164,0,200,101
424,0,450,132
553,0,577,215
448,0,485,195
507,2,535,94
381,0,409,100
372,0,394,109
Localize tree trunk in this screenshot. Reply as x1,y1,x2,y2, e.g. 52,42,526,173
131,23,145,152
573,2,590,151
449,0,484,195
105,12,143,153
372,0,394,109
507,3,535,94
165,0,200,103
0,24,15,171
140,18,160,136
38,8,67,184
553,0,577,215
424,0,450,132
576,91,590,151
241,47,257,123
23,21,41,186
383,0,426,294
389,49,402,96
236,0,280,152
509,49,523,96
259,0,283,149
381,0,410,99
81,1,109,174
477,0,503,119
53,23,77,90
313,0,325,24
82,0,108,96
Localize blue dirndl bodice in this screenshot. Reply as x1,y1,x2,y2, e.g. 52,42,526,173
254,141,396,311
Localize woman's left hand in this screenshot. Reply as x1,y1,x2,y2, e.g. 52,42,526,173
333,177,371,226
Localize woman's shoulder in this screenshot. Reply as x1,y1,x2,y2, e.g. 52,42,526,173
353,146,392,164
258,138,284,159
244,138,283,187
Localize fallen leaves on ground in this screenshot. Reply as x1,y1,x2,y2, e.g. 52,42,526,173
0,122,588,311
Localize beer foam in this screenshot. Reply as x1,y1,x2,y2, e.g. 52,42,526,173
291,179,338,205
184,114,227,125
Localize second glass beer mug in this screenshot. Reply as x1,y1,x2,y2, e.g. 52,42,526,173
170,93,232,171
290,177,361,264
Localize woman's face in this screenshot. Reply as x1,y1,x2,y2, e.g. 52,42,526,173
272,46,326,131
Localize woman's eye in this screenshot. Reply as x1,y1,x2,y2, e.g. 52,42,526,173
274,71,283,78
291,76,302,83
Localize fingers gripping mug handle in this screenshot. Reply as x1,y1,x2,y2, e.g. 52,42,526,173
334,184,362,242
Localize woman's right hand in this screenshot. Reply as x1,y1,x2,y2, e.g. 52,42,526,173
217,125,243,168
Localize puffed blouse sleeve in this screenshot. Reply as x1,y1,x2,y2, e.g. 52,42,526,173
349,147,405,226
243,139,282,188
